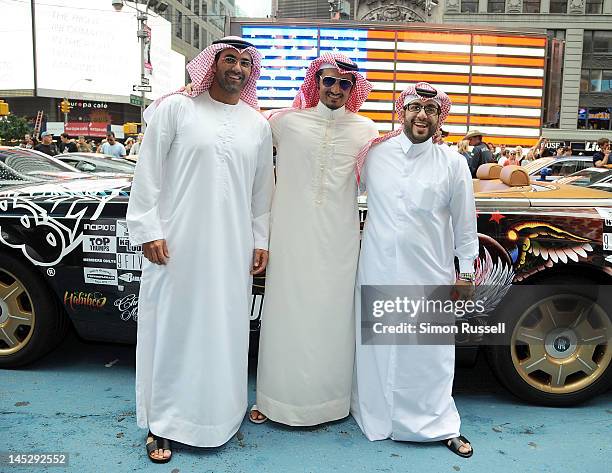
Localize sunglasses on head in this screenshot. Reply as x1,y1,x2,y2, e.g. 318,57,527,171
320,76,354,90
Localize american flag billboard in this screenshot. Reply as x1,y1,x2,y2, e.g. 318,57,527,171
239,23,547,147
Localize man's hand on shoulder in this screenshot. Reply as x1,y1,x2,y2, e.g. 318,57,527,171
143,239,170,265
251,249,269,275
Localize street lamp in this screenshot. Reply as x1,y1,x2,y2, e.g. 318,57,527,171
112,0,169,133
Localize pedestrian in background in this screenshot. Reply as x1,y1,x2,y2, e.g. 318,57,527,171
130,134,144,155
463,130,492,177
58,133,77,153
34,131,59,156
124,137,135,154
504,148,521,166
457,139,471,165
77,136,92,152
593,138,610,167
101,132,126,157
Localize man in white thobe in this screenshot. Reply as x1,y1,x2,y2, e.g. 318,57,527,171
351,82,478,458
250,54,379,426
127,37,274,462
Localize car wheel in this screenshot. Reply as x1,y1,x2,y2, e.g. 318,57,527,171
0,253,68,368
486,280,612,406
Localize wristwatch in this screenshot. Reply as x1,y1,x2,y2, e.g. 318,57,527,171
458,272,475,283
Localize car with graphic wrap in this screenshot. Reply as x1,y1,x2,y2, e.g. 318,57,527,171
0,164,611,407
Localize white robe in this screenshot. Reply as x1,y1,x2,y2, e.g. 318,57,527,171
127,91,274,447
351,132,478,442
256,102,379,426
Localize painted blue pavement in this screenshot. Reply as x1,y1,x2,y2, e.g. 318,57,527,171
3,333,611,473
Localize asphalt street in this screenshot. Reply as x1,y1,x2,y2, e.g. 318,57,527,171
2,331,610,473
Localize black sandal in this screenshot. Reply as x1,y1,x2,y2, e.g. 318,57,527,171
443,435,473,458
146,431,172,464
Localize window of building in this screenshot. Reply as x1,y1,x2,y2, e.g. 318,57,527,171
194,1,200,15
583,31,593,53
549,0,567,13
202,1,208,19
461,0,478,12
593,31,612,53
603,70,612,91
580,69,590,93
194,25,200,50
176,11,183,39
586,0,603,14
185,0,192,10
523,0,540,13
185,17,192,45
487,0,505,13
581,69,612,92
163,4,172,22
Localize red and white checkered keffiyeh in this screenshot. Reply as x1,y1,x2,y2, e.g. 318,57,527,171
143,36,262,123
265,53,372,121
355,82,452,185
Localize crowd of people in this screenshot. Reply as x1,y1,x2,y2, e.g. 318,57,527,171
19,131,143,158
450,133,611,176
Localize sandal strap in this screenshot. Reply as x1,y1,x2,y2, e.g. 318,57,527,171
445,435,473,457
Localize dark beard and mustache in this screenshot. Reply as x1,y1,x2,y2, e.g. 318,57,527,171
403,117,437,144
217,71,246,93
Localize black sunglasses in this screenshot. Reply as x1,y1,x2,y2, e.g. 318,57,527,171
320,76,354,91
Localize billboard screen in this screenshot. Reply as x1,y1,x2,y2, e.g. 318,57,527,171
240,24,546,146
34,0,184,102
0,0,35,91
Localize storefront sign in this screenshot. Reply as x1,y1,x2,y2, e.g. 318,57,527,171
65,122,109,137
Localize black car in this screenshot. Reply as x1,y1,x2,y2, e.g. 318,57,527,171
1,172,612,407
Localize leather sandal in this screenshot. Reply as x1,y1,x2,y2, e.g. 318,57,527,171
146,431,172,464
443,435,473,458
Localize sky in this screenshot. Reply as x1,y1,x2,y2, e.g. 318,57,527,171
235,0,271,17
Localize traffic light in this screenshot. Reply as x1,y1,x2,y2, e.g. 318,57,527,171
60,100,71,114
0,100,9,116
123,122,138,135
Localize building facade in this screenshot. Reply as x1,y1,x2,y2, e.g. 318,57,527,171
442,0,612,145
271,0,612,146
162,0,236,62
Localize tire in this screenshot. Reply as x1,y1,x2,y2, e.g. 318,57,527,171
0,252,68,368
486,278,612,406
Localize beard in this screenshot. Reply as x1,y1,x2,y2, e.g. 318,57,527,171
403,117,438,144
217,70,246,93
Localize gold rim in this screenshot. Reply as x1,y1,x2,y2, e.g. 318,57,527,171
511,294,611,394
0,269,35,356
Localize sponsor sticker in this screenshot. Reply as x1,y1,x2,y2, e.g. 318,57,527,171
116,253,143,271
82,236,117,254
604,233,612,251
596,208,612,228
84,267,118,286
116,220,129,238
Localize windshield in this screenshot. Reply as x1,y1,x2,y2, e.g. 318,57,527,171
523,158,554,173
0,149,78,176
557,168,612,187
